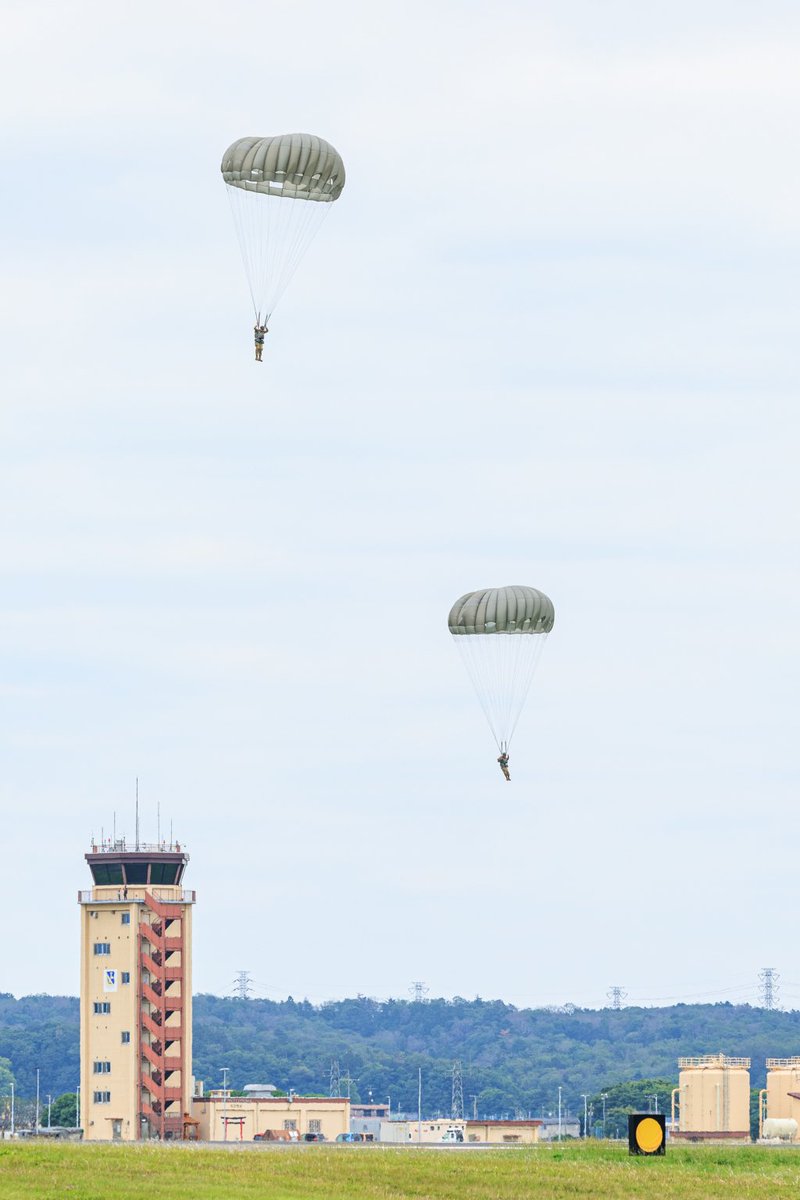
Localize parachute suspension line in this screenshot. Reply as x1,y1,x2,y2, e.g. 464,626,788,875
453,632,548,751
226,186,333,323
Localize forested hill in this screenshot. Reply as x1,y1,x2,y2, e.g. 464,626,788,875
3,993,800,1114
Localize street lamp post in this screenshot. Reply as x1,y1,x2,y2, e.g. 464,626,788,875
581,1094,588,1139
35,1069,40,1133
601,1093,608,1137
76,1085,80,1131
558,1087,562,1142
10,1082,15,1137
47,1095,52,1129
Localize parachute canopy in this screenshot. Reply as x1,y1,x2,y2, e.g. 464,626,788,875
221,134,345,201
449,585,554,755
448,586,555,636
221,133,345,323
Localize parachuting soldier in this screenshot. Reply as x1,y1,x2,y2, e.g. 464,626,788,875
254,322,268,362
448,585,555,779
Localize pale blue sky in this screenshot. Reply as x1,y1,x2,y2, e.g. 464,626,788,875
1,0,798,1010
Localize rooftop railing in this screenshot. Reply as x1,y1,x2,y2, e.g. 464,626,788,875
77,889,196,904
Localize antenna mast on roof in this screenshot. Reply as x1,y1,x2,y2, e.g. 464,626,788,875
135,777,140,850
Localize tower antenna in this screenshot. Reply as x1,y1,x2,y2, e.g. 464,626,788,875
157,800,161,845
135,777,140,850
759,967,780,1010
232,971,254,1000
451,1060,464,1120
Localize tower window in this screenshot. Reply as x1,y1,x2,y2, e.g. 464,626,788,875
121,1031,131,1044
121,972,130,984
121,913,131,925
93,1091,111,1104
308,1119,321,1133
93,943,111,956
93,1061,111,1074
93,1002,111,1014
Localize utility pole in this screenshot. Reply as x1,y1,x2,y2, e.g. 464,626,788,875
75,1084,79,1131
607,986,627,1010
418,1068,422,1143
451,1061,464,1120
35,1069,40,1132
581,1093,588,1138
10,1081,14,1136
409,981,429,1003
221,1067,229,1140
470,1094,478,1121
329,1060,341,1098
759,968,780,1010
601,1093,608,1136
232,971,253,1000
558,1086,562,1141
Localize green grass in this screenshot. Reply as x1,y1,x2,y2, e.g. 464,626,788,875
2,1141,800,1200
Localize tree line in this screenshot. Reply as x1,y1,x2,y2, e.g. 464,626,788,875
1,992,798,1126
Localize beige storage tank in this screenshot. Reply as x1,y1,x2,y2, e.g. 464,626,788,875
673,1054,751,1141
764,1058,800,1140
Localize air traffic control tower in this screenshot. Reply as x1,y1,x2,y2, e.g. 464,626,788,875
78,838,195,1140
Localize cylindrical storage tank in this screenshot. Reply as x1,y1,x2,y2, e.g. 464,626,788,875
762,1118,798,1142
676,1055,751,1139
765,1059,800,1139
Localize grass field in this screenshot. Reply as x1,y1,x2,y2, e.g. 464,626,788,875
2,1140,800,1200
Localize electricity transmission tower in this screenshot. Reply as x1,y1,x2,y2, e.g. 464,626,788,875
759,968,780,1010
409,981,430,1003
329,1060,341,1098
451,1061,464,1120
232,971,253,1000
607,986,627,1010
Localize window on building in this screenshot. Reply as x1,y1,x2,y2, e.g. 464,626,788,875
93,1091,111,1104
283,1120,297,1131
308,1119,321,1133
121,972,130,984
121,1031,131,1044
93,1002,111,1014
93,1061,111,1074
121,913,130,925
93,943,111,956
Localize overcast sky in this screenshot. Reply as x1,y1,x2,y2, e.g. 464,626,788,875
1,0,798,1012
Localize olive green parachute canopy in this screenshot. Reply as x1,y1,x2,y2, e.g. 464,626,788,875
448,586,555,636
221,134,346,201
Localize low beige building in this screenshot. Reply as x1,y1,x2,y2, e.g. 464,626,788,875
193,1095,349,1141
672,1054,751,1142
466,1119,541,1144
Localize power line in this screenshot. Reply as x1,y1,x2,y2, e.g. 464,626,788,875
759,967,780,1010
232,970,253,1000
607,986,627,1010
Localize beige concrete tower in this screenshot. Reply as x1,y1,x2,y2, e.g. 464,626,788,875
78,837,195,1140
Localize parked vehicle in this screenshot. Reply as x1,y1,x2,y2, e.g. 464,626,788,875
335,1133,357,1142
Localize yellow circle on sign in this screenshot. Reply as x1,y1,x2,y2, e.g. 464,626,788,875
635,1117,663,1153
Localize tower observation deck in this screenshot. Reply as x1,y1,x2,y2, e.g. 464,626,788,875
78,837,195,1141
